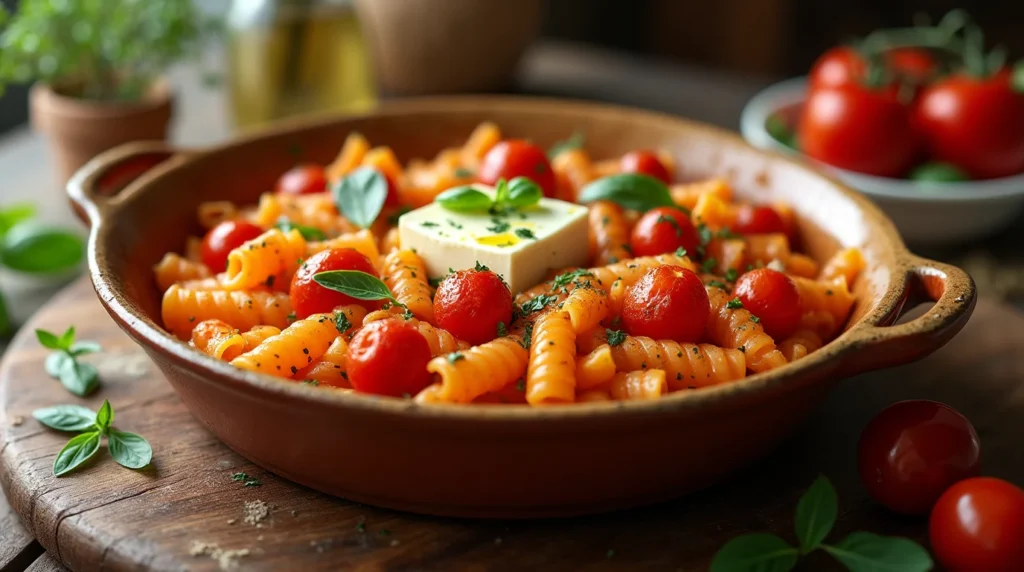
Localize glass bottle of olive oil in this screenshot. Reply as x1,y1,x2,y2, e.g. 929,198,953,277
226,0,377,130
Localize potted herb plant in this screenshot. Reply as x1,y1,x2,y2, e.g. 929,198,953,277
0,0,216,183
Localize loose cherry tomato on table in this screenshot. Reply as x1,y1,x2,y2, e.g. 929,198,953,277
914,70,1024,179
478,140,557,198
346,319,433,396
733,268,801,339
858,400,981,515
289,248,379,319
200,220,265,272
733,205,787,236
621,266,710,343
276,164,328,195
433,268,513,345
629,206,700,257
930,477,1024,572
620,150,673,184
799,83,919,177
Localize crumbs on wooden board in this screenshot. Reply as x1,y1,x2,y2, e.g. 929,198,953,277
243,499,271,526
189,541,250,571
10,415,24,426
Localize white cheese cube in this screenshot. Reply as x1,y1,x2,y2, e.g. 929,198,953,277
397,186,589,294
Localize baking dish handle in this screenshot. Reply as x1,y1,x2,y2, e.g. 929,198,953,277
67,141,191,226
843,255,976,375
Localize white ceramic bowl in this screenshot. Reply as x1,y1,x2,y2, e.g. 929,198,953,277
740,77,1024,245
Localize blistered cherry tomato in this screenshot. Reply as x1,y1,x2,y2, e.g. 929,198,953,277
346,319,433,396
914,70,1024,179
629,206,699,257
478,140,557,198
289,248,378,319
622,266,709,343
276,164,328,195
858,400,981,515
733,205,787,236
200,220,264,272
734,268,800,339
620,150,672,184
930,477,1024,572
799,84,919,177
433,268,513,345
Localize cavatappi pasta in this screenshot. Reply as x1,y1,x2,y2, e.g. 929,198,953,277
154,124,865,405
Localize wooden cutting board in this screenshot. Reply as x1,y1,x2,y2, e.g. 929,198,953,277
1,277,1022,572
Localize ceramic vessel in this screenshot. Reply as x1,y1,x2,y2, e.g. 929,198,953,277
67,97,975,518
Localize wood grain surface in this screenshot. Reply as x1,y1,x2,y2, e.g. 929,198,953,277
1,280,1023,571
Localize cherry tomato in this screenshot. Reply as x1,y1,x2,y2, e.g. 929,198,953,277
930,477,1024,571
629,206,700,257
799,84,919,177
886,48,938,86
858,400,981,515
620,150,672,184
733,205,787,236
809,46,866,89
346,319,433,396
622,266,710,343
200,220,265,272
478,140,557,198
433,268,513,345
289,248,378,319
733,269,800,339
914,70,1024,179
276,164,328,195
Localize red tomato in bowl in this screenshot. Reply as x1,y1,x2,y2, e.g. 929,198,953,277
733,205,786,236
433,268,513,345
799,84,919,177
289,248,379,319
809,46,937,90
629,206,699,257
620,150,672,184
200,220,264,272
733,269,800,339
478,140,557,198
858,400,981,515
622,266,709,343
276,164,328,195
930,477,1024,572
346,319,433,396
886,47,939,86
914,70,1024,179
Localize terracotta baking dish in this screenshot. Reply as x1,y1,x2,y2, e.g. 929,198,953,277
68,97,975,518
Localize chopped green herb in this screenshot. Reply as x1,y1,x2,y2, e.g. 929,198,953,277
750,315,760,323
724,268,738,282
428,276,444,288
496,321,508,337
552,269,593,290
514,228,536,240
446,352,465,364
302,379,319,386
706,280,727,290
421,221,440,228
605,329,627,346
674,247,688,258
447,219,464,230
697,222,713,246
701,257,718,273
520,294,558,315
486,219,511,233
726,298,744,309
334,311,352,334
453,167,474,178
286,312,297,322
520,323,534,350
716,228,741,240
230,472,249,482
656,214,683,237
474,261,490,272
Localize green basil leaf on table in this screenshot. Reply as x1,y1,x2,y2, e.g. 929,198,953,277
53,431,102,477
795,474,838,552
94,399,113,431
70,340,103,357
275,217,327,241
107,429,153,469
493,178,511,206
32,404,97,432
435,186,494,213
504,177,543,209
59,360,100,397
578,174,676,212
547,132,585,159
822,532,933,572
709,533,799,572
45,351,71,377
1,223,84,273
332,167,388,229
36,328,66,351
58,325,77,349
0,203,36,236
314,270,399,304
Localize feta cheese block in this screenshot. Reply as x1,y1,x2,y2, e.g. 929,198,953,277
398,186,590,294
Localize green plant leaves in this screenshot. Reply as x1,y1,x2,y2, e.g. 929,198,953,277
504,177,543,209
32,404,96,432
0,203,35,236
332,167,388,229
313,270,398,304
0,223,84,273
710,533,799,572
36,327,68,351
58,360,100,397
53,431,101,476
95,399,112,431
107,430,153,469
823,532,933,572
435,177,543,214
38,326,102,395
436,186,494,213
70,341,102,356
795,475,838,552
275,217,327,241
578,173,676,212
35,400,153,476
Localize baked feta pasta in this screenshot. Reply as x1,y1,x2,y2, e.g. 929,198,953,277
155,122,864,405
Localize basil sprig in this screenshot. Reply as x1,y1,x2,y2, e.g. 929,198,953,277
275,217,327,241
35,399,153,476
710,475,933,572
37,326,102,396
578,173,676,212
436,177,542,214
332,167,389,229
313,270,402,306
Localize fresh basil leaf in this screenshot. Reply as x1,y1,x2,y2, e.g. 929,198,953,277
435,186,493,213
70,341,102,357
795,475,838,552
53,431,101,476
36,329,64,350
710,533,799,572
822,532,932,572
95,400,113,431
107,429,153,469
505,177,543,209
58,326,76,349
45,352,71,378
493,179,510,206
275,217,327,241
578,174,675,211
332,167,388,229
313,270,398,303
0,203,36,236
547,132,585,159
32,404,96,432
0,223,84,273
58,360,100,397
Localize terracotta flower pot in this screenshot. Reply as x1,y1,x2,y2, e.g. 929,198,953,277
30,81,174,184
